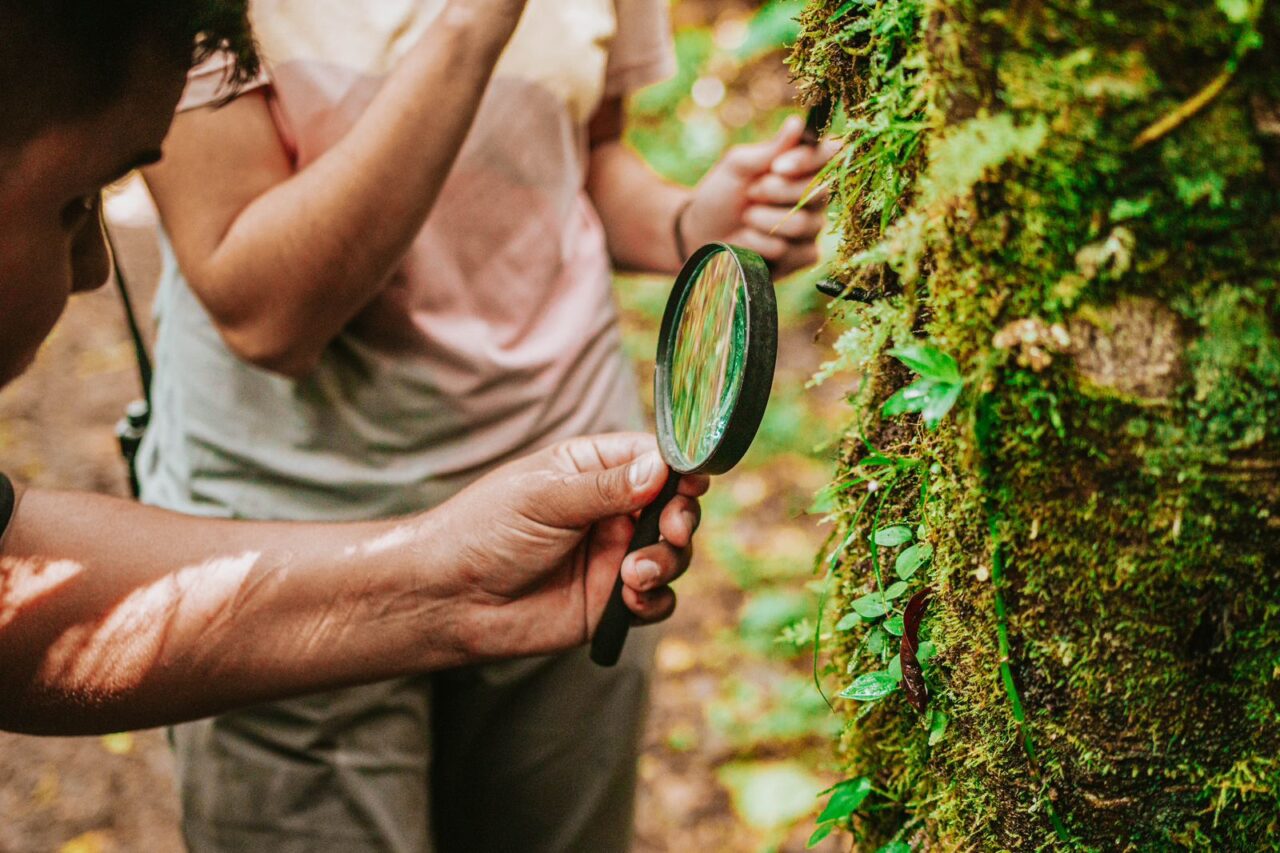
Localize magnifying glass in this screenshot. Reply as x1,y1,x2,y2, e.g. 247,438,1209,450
591,243,778,667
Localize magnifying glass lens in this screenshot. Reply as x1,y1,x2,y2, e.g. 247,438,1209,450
669,251,748,469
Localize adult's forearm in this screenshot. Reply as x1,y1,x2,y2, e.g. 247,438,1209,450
0,487,462,735
587,141,690,275
186,13,518,375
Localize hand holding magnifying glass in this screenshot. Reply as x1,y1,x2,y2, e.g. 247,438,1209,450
591,243,778,667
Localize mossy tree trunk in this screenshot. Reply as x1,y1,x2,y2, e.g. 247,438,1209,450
794,0,1280,848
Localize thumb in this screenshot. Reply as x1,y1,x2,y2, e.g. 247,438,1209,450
722,114,806,177
544,451,668,528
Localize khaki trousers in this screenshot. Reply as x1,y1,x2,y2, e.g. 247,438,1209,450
171,631,658,853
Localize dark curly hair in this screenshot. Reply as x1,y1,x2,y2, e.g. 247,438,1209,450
1,0,260,143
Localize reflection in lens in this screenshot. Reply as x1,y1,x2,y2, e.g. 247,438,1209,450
669,250,747,467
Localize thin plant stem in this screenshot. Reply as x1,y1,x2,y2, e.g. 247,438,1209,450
869,480,892,606
988,514,1069,841
976,392,1070,843
1132,68,1235,149
1132,0,1265,149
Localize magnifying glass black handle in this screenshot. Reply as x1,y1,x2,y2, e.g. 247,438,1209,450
590,468,682,667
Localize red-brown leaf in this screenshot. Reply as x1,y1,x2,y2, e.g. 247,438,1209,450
900,589,932,713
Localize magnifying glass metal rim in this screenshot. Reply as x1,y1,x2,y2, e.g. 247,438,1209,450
654,242,778,476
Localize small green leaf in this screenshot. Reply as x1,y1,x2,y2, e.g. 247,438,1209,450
928,709,949,746
884,581,910,600
1110,195,1153,222
921,381,963,428
874,525,914,547
876,842,912,853
867,625,888,655
888,653,902,681
883,615,905,636
816,776,872,823
889,344,961,383
894,543,933,580
807,823,835,848
834,611,860,631
852,594,890,620
1174,172,1226,209
855,453,893,468
901,381,936,403
880,384,919,417
882,375,962,426
915,523,928,540
882,378,933,415
839,671,899,701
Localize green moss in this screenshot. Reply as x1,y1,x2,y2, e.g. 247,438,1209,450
797,0,1280,848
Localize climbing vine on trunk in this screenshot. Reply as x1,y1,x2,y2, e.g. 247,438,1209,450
795,0,1280,848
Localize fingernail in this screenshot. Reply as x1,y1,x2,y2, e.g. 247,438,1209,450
628,452,663,488
635,560,661,588
683,510,699,534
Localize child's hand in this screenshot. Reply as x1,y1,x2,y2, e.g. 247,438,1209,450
680,115,841,277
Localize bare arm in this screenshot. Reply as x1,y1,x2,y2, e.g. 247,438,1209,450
0,435,707,735
0,486,463,734
586,100,839,277
585,99,689,275
144,5,526,377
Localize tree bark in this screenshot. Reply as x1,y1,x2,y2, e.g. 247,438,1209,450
795,0,1280,847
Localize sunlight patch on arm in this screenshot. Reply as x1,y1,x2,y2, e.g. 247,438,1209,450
0,558,85,631
342,524,415,558
33,551,262,702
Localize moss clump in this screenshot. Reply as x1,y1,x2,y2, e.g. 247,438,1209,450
796,0,1280,848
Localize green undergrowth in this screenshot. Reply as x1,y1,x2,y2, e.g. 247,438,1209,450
795,0,1280,848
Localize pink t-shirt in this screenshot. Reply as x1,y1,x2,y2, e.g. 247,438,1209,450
140,2,675,520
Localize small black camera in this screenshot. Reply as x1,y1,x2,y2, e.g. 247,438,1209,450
115,399,150,499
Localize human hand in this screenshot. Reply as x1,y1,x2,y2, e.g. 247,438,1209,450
433,433,709,660
679,115,841,277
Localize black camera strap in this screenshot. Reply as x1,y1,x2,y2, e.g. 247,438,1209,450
105,224,152,498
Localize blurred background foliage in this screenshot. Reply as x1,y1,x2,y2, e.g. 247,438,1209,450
630,0,807,183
